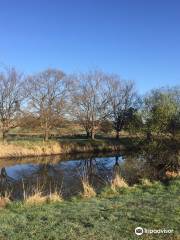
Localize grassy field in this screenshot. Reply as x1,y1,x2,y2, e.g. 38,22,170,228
0,179,179,240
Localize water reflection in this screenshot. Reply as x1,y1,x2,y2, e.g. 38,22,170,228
0,144,179,200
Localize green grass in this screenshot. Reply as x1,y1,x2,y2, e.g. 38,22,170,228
0,179,179,240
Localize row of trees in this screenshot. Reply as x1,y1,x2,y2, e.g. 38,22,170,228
0,67,180,141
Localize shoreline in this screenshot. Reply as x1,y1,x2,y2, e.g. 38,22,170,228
0,139,129,159
0,178,179,239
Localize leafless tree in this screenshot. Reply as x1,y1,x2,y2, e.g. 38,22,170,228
71,70,108,139
25,69,70,141
106,75,136,139
0,67,24,141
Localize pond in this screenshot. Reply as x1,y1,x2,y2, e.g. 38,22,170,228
0,147,179,200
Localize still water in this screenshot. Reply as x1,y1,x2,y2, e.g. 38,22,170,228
0,147,179,200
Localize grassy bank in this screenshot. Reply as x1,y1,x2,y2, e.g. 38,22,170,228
0,137,138,159
0,179,179,240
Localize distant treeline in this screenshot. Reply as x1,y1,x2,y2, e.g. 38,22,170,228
0,66,180,141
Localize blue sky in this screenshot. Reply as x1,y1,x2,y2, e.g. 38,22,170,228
0,0,179,93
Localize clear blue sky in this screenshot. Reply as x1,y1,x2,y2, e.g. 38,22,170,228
0,0,179,93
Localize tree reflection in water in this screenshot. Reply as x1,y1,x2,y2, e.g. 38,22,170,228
0,142,179,200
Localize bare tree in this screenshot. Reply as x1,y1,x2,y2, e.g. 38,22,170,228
106,76,136,139
25,69,69,141
71,70,108,139
0,67,23,141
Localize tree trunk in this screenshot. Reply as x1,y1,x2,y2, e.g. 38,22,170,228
86,131,90,139
44,120,49,141
91,118,95,140
146,131,152,142
116,130,120,139
2,130,8,143
91,129,95,140
44,129,49,141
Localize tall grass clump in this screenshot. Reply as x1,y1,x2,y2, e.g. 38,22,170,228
111,174,128,191
80,168,96,198
47,191,63,203
0,196,10,208
25,190,63,205
25,191,47,205
22,179,63,205
81,180,96,198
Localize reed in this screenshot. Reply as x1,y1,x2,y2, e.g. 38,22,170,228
25,191,63,205
0,139,123,158
111,174,128,191
0,141,62,158
22,178,63,205
48,191,63,203
25,191,47,205
81,180,96,198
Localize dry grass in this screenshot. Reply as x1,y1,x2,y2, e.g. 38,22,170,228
140,178,153,186
0,142,62,158
23,180,63,205
48,192,63,203
25,192,63,205
25,192,47,205
165,170,180,178
0,138,124,158
111,174,128,191
0,197,10,208
81,180,96,198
